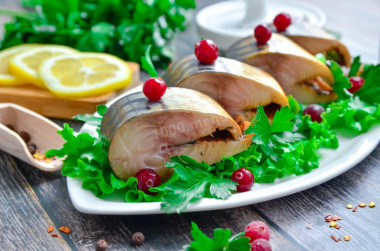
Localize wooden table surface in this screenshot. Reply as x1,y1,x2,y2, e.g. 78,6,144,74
1,0,379,250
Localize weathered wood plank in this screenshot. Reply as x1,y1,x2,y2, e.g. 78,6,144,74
16,155,300,250
0,152,70,250
252,145,380,250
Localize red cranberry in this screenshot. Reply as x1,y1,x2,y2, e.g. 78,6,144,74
348,76,364,93
254,25,272,44
250,238,272,251
273,13,292,31
231,168,254,192
303,104,325,123
143,77,167,101
194,39,219,64
245,221,270,241
134,169,161,195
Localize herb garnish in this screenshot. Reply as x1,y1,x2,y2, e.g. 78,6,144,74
182,222,251,251
0,0,196,67
323,57,380,133
47,58,380,214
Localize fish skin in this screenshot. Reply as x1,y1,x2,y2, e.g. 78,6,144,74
163,55,288,121
102,88,251,180
277,21,351,67
226,33,337,104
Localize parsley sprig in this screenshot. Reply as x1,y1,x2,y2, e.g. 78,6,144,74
182,222,251,251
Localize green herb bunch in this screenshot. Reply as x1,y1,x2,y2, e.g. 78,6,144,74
0,0,196,67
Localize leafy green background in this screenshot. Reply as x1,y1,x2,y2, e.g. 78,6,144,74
0,0,196,67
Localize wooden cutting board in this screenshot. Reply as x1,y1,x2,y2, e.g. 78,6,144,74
0,62,140,119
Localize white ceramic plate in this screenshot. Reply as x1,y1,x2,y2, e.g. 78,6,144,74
67,86,380,215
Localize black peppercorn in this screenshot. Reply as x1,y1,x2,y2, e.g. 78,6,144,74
27,143,37,155
6,124,15,131
95,239,108,251
131,232,145,245
19,131,30,143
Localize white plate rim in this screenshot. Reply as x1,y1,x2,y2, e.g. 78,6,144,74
67,86,380,215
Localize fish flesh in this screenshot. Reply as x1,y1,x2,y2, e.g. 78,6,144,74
226,33,337,104
163,55,288,121
277,21,351,67
101,87,252,180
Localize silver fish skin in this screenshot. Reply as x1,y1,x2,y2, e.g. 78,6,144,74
226,33,337,104
163,55,288,120
101,87,251,180
276,21,351,67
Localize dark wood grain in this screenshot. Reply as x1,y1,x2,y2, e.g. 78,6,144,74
16,153,299,251
253,148,380,250
0,152,70,250
0,0,379,250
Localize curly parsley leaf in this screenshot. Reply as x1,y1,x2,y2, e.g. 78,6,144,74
323,97,380,133
330,61,351,99
73,105,108,126
183,222,250,251
154,157,238,214
324,58,380,133
348,56,361,77
356,64,380,104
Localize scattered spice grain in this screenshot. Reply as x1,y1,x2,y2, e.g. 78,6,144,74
334,225,341,229
59,226,71,234
95,239,108,251
352,206,358,212
368,201,375,208
27,143,37,155
329,221,337,228
47,226,54,233
131,232,145,245
344,235,351,241
51,234,59,238
346,204,353,209
358,202,366,208
331,235,339,242
331,216,338,221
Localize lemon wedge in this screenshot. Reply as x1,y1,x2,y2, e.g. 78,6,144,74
0,44,40,86
9,45,78,88
39,53,132,98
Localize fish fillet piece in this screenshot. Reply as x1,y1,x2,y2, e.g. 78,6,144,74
226,33,337,104
163,55,288,121
101,88,251,180
278,22,351,67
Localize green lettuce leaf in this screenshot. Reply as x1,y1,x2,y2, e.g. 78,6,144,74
324,59,380,133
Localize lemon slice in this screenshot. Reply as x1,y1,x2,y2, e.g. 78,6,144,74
0,44,40,86
39,53,132,98
9,45,78,88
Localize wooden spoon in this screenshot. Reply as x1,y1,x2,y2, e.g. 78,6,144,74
0,103,64,171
